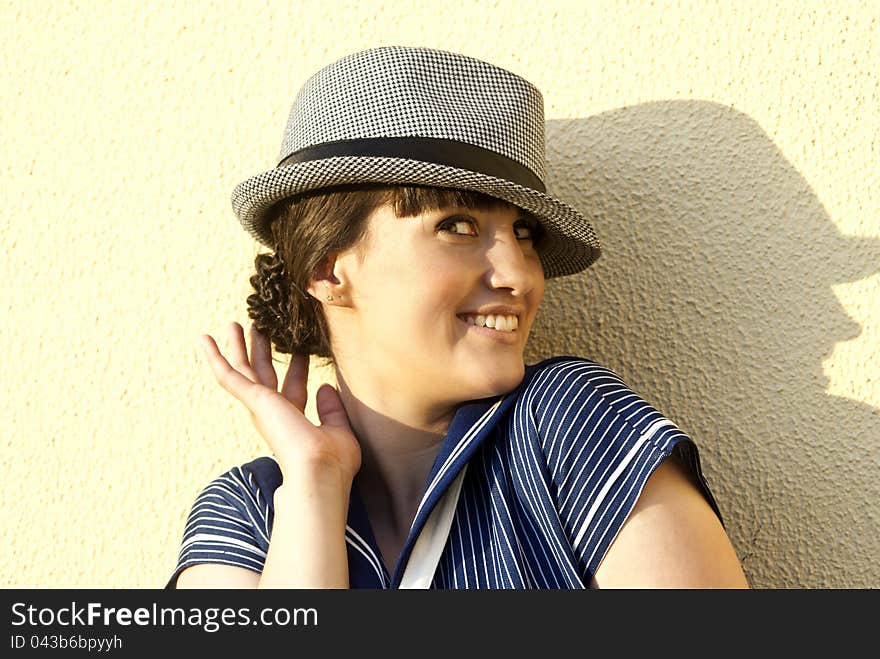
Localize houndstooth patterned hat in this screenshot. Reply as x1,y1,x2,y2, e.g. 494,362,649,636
232,46,601,278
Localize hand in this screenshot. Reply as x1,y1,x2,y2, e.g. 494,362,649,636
198,321,362,487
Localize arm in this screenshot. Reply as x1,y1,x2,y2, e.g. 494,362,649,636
256,474,351,588
175,322,361,589
176,471,351,589
176,564,260,588
590,453,749,589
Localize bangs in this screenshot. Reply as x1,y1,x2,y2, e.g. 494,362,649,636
289,183,532,220
388,186,525,219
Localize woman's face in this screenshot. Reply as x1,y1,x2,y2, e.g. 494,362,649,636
327,200,546,408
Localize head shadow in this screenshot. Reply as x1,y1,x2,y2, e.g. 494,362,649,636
527,103,880,587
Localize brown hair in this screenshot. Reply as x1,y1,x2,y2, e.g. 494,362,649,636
246,184,542,368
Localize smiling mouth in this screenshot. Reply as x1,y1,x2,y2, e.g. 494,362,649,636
455,313,519,332
455,315,520,342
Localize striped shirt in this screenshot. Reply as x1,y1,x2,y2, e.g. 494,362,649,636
166,355,722,589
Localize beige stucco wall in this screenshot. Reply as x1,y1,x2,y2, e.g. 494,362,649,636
2,0,877,588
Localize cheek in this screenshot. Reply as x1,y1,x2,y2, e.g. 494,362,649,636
411,257,469,308
426,275,468,323
533,273,546,306
370,260,464,328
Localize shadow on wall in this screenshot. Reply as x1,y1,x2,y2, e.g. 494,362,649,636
527,105,880,588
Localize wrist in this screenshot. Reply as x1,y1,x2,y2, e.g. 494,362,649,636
274,467,352,517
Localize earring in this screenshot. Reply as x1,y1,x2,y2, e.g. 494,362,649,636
326,294,334,302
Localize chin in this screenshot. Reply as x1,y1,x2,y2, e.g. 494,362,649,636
469,359,526,398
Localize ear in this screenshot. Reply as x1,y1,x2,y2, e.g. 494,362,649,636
306,253,353,304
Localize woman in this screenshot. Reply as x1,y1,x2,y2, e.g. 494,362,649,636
167,46,747,589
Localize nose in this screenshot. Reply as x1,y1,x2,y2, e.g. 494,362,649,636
484,229,541,296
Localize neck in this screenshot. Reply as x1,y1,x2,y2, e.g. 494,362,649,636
332,364,457,535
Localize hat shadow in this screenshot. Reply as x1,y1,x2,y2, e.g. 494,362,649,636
527,103,880,588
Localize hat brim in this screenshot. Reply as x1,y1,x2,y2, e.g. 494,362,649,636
231,157,601,279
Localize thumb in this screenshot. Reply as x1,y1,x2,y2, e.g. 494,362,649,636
315,383,353,431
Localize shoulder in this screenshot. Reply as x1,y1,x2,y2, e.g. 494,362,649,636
592,452,748,588
166,456,281,589
512,355,727,582
196,455,282,509
516,355,707,498
521,355,639,407
517,355,676,444
237,455,284,499
182,455,284,549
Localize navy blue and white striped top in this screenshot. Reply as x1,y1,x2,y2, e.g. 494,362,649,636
166,355,722,589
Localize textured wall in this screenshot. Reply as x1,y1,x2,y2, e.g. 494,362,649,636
2,1,877,588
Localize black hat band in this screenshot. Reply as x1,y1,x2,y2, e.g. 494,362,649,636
278,136,546,194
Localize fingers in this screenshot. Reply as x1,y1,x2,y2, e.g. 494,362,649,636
315,383,352,431
225,322,258,382
249,324,278,390
202,321,310,413
199,333,263,406
280,352,309,413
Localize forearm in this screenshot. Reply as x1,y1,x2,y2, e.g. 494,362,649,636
258,469,352,589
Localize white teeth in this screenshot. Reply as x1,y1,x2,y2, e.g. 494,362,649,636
461,313,518,332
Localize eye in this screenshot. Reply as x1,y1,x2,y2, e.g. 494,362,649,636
437,216,478,237
437,215,542,242
514,219,542,242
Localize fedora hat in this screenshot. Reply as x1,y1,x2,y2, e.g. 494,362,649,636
231,46,601,278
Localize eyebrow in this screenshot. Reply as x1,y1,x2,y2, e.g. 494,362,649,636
440,206,539,222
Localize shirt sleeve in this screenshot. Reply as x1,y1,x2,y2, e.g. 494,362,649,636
527,357,723,584
164,463,274,589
